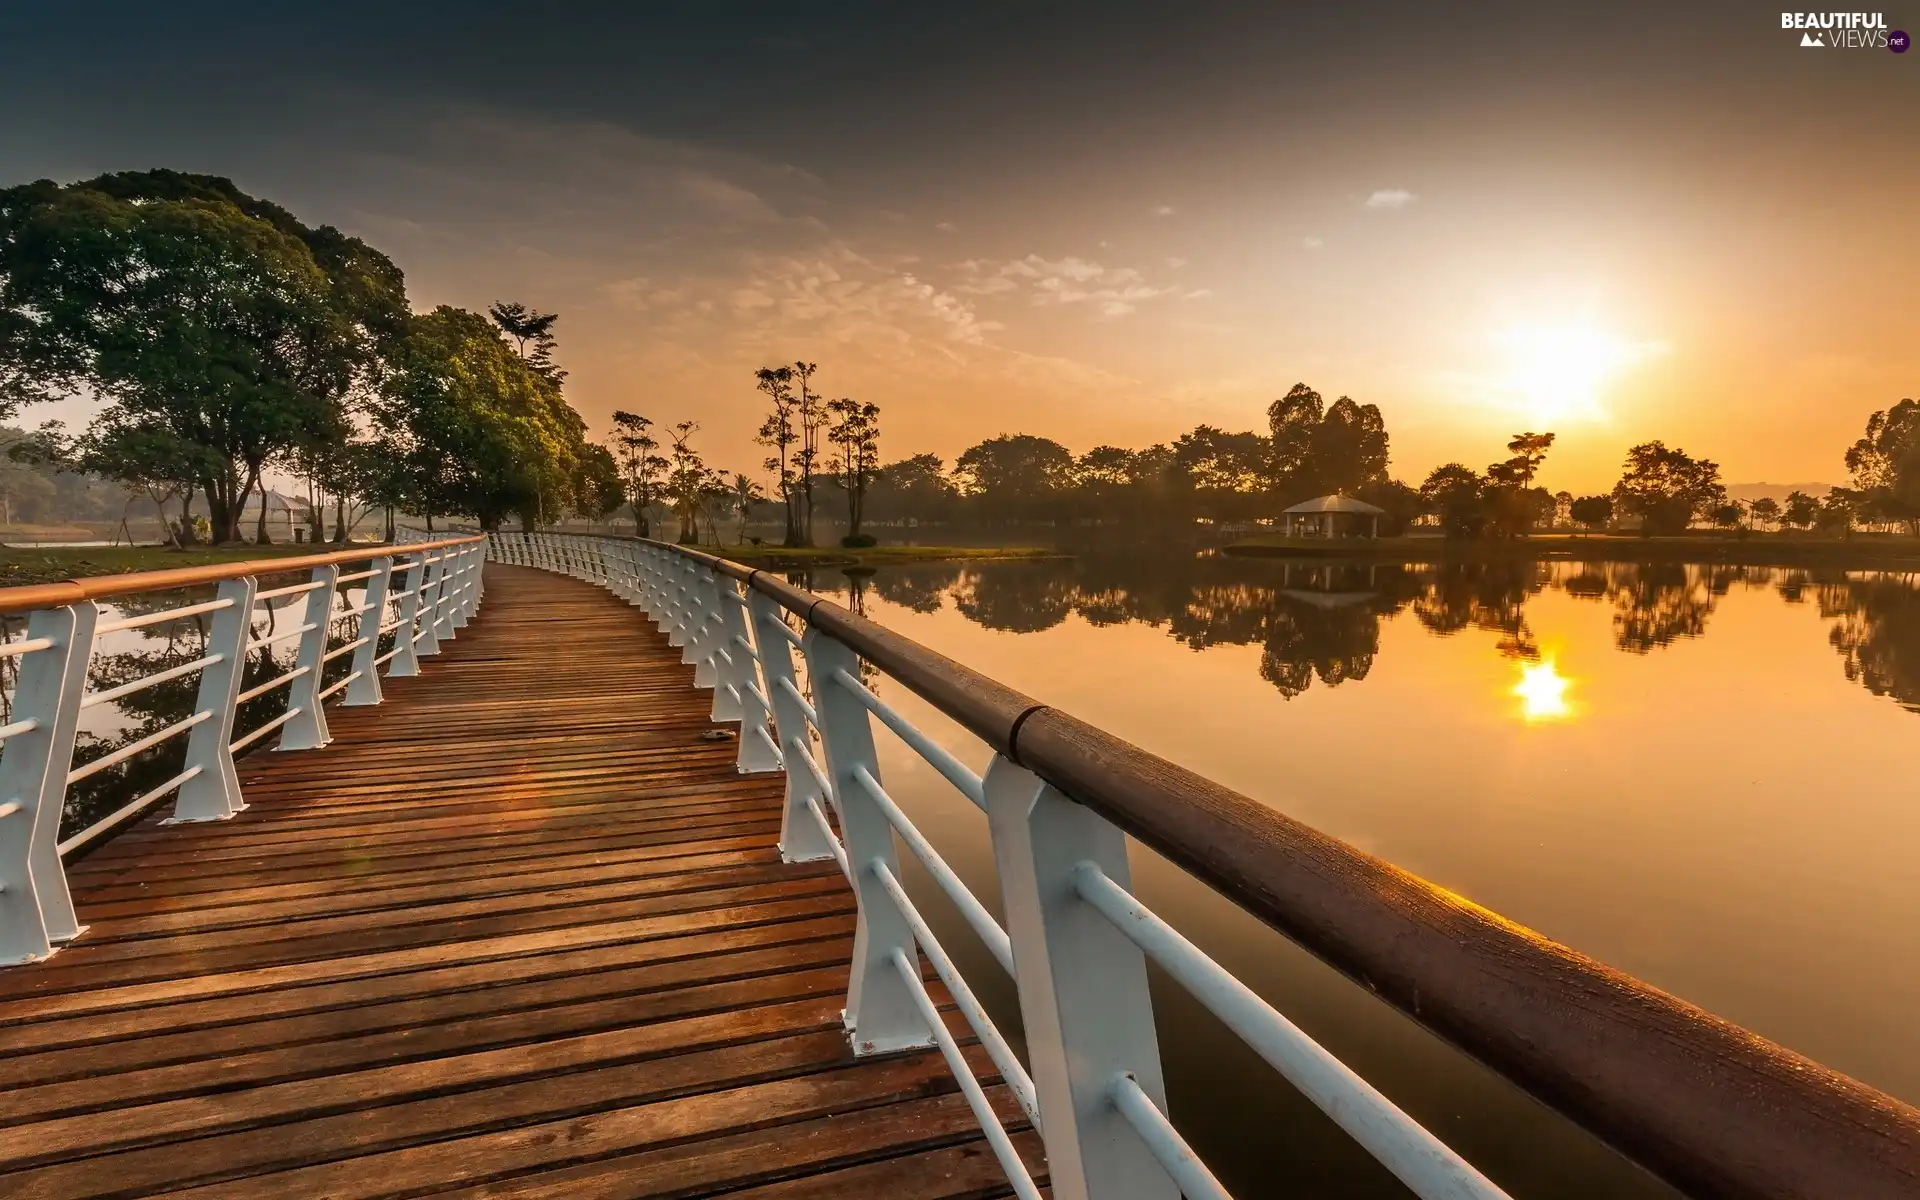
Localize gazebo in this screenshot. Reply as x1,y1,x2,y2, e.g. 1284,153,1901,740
1280,494,1386,539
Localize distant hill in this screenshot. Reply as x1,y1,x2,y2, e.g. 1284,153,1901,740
1725,481,1840,503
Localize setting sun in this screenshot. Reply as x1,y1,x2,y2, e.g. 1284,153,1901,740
1495,321,1643,426
1512,658,1574,722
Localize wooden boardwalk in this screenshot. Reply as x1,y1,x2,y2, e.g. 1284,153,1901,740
0,565,1038,1199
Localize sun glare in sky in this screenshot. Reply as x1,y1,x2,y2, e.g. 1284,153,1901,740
1511,657,1574,723
1495,321,1643,426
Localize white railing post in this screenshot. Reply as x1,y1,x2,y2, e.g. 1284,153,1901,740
433,551,461,643
465,543,485,619
709,578,750,723
276,565,337,751
687,569,723,689
415,554,445,657
665,558,691,647
171,576,258,824
722,587,779,774
985,756,1176,1200
387,555,426,678
803,629,933,1055
752,592,829,860
760,604,832,855
345,555,391,706
0,604,96,962
612,542,642,604
449,546,475,629
643,545,665,611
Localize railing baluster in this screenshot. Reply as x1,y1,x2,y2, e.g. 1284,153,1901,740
0,604,96,962
415,554,445,658
344,556,392,706
985,755,1175,1200
171,577,258,824
688,569,723,690
276,565,337,751
751,592,831,859
804,627,933,1055
433,550,461,643
718,579,778,771
386,555,426,678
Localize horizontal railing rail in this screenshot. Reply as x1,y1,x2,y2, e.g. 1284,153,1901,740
490,529,1920,1200
0,534,487,964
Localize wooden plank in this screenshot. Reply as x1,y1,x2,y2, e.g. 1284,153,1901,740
427,1088,1041,1200
0,564,1026,1200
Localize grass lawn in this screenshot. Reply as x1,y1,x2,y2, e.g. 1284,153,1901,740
0,543,358,588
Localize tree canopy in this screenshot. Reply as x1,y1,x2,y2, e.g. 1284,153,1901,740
377,306,601,530
0,171,408,542
1612,442,1725,536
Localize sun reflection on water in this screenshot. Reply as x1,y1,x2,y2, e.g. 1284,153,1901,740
1512,658,1574,722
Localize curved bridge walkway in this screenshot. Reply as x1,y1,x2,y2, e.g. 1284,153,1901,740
0,565,1036,1199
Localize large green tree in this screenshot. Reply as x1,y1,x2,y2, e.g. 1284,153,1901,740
954,434,1076,525
1612,441,1725,536
378,306,593,530
1264,383,1391,501
1845,398,1920,535
0,171,407,542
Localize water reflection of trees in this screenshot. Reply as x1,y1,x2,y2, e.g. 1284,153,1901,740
821,555,1920,713
1819,574,1920,712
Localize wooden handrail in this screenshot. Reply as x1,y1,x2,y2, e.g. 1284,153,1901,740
629,535,1920,1199
0,535,485,616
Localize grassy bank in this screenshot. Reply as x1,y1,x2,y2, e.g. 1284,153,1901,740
1224,532,1920,568
707,543,1062,570
0,544,354,588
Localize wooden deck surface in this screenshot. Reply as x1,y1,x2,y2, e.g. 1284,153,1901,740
0,564,1040,1199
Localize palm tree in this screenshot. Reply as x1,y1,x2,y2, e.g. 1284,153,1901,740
731,473,763,544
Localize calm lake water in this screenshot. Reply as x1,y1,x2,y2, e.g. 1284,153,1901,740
791,552,1920,1198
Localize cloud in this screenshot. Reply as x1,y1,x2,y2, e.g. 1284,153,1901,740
1302,236,1324,249
1166,256,1188,268
935,221,957,232
1363,189,1416,210
961,254,1181,316
1152,205,1176,217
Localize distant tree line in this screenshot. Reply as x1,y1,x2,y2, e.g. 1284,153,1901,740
0,170,618,544
653,372,1920,544
690,381,1417,540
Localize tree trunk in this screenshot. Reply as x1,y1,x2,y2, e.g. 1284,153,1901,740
332,494,347,544
384,506,396,543
254,479,273,545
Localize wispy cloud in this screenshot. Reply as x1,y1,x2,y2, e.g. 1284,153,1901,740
963,254,1185,316
1152,204,1176,217
1302,236,1324,249
1166,256,1188,268
935,221,957,232
1363,188,1416,210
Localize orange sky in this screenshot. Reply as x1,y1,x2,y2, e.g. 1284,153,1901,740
4,3,1916,493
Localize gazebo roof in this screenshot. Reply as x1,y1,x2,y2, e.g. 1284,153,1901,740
1281,494,1386,516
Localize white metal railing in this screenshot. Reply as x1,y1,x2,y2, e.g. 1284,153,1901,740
487,530,1506,1200
0,536,487,964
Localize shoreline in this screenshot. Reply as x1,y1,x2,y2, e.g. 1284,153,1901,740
1222,534,1920,569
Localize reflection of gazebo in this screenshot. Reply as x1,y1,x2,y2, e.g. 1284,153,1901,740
1281,495,1385,539
1279,561,1380,606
